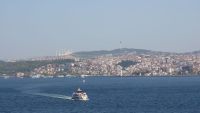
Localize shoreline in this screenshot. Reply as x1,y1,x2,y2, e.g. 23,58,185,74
1,74,200,79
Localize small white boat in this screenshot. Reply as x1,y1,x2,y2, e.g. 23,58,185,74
71,88,89,101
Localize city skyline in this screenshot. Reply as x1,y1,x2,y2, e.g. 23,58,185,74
0,0,200,59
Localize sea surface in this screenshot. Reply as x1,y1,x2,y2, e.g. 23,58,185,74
1,76,200,113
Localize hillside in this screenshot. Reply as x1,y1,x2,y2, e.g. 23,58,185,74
0,59,74,75
184,50,200,55
73,48,170,58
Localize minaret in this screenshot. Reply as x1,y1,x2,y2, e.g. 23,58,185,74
120,69,123,76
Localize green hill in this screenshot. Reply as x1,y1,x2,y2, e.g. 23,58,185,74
73,48,168,58
0,59,74,76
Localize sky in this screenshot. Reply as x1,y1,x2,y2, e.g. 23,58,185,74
0,0,200,59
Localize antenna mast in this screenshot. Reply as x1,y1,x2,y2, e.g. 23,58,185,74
120,41,122,49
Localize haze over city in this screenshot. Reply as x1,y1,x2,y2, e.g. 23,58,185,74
0,0,200,59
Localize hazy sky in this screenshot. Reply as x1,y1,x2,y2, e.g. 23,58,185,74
0,0,200,59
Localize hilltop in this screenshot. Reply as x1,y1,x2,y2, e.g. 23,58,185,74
73,48,173,58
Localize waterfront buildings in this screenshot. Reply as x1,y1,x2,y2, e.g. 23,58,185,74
30,53,200,77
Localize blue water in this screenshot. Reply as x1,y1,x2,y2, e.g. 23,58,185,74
1,76,200,113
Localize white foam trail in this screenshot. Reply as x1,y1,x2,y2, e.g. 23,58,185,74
26,92,72,100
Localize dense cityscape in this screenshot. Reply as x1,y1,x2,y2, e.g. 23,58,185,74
1,48,199,78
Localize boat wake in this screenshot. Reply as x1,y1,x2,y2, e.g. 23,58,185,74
25,91,72,100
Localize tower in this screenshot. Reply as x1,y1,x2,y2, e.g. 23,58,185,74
120,41,122,50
